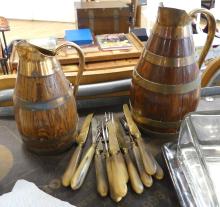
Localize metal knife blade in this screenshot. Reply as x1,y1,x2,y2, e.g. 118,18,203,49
123,104,141,138
76,113,93,144
62,113,93,187
92,117,99,144
114,117,130,150
71,117,98,190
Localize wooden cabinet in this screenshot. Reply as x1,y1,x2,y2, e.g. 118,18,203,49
75,1,130,35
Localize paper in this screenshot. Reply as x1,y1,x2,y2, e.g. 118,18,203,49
0,180,75,207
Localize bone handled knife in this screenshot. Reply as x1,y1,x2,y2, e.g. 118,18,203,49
95,139,108,197
115,117,144,194
132,142,153,187
107,121,127,197
123,104,157,175
109,117,129,183
71,117,98,190
62,113,93,187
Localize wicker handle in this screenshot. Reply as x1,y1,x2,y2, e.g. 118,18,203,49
55,42,85,97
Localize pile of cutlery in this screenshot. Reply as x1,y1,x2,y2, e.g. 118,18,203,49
62,104,164,202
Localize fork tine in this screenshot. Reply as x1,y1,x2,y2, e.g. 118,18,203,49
101,121,109,152
101,122,106,139
108,112,111,121
105,124,109,139
105,112,108,122
111,112,114,122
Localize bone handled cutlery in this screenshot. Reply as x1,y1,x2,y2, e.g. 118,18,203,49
154,160,164,180
141,139,164,180
107,120,128,197
109,114,128,183
62,113,93,187
147,150,164,180
123,104,157,175
95,138,108,197
120,117,153,187
115,117,144,194
71,118,99,190
132,141,153,187
102,122,122,202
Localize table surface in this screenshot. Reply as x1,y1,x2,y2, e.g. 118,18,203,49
0,95,219,207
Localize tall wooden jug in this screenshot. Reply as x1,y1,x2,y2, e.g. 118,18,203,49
14,41,85,154
130,7,216,137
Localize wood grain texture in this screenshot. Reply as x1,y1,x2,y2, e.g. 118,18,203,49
14,70,70,102
14,98,78,154
130,17,200,134
14,53,79,154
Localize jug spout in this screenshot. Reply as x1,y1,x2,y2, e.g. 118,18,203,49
16,40,55,59
157,7,191,26
16,40,60,77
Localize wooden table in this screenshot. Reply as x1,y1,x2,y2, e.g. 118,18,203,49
0,90,219,207
2,33,143,94
9,33,143,82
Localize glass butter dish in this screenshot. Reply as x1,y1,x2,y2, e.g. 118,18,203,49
176,111,220,207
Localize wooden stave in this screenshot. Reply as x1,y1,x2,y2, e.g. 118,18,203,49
130,82,200,133
130,26,200,134
130,87,200,133
14,69,78,154
14,97,78,154
146,32,195,57
137,60,199,85
14,69,71,102
138,34,199,84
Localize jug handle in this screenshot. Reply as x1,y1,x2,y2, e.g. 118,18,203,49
188,8,216,69
201,56,220,87
54,42,85,97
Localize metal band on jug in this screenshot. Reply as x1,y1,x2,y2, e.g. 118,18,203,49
151,24,192,39
133,69,201,95
14,89,73,111
131,106,182,129
143,50,196,67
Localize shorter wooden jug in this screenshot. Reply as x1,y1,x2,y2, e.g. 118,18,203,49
14,41,85,154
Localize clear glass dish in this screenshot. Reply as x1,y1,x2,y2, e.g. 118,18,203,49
177,111,220,207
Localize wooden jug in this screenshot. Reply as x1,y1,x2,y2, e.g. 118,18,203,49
130,7,216,137
14,41,85,154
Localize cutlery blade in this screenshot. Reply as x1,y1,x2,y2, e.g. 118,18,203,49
115,117,131,150
92,118,99,144
123,104,141,139
76,113,93,144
